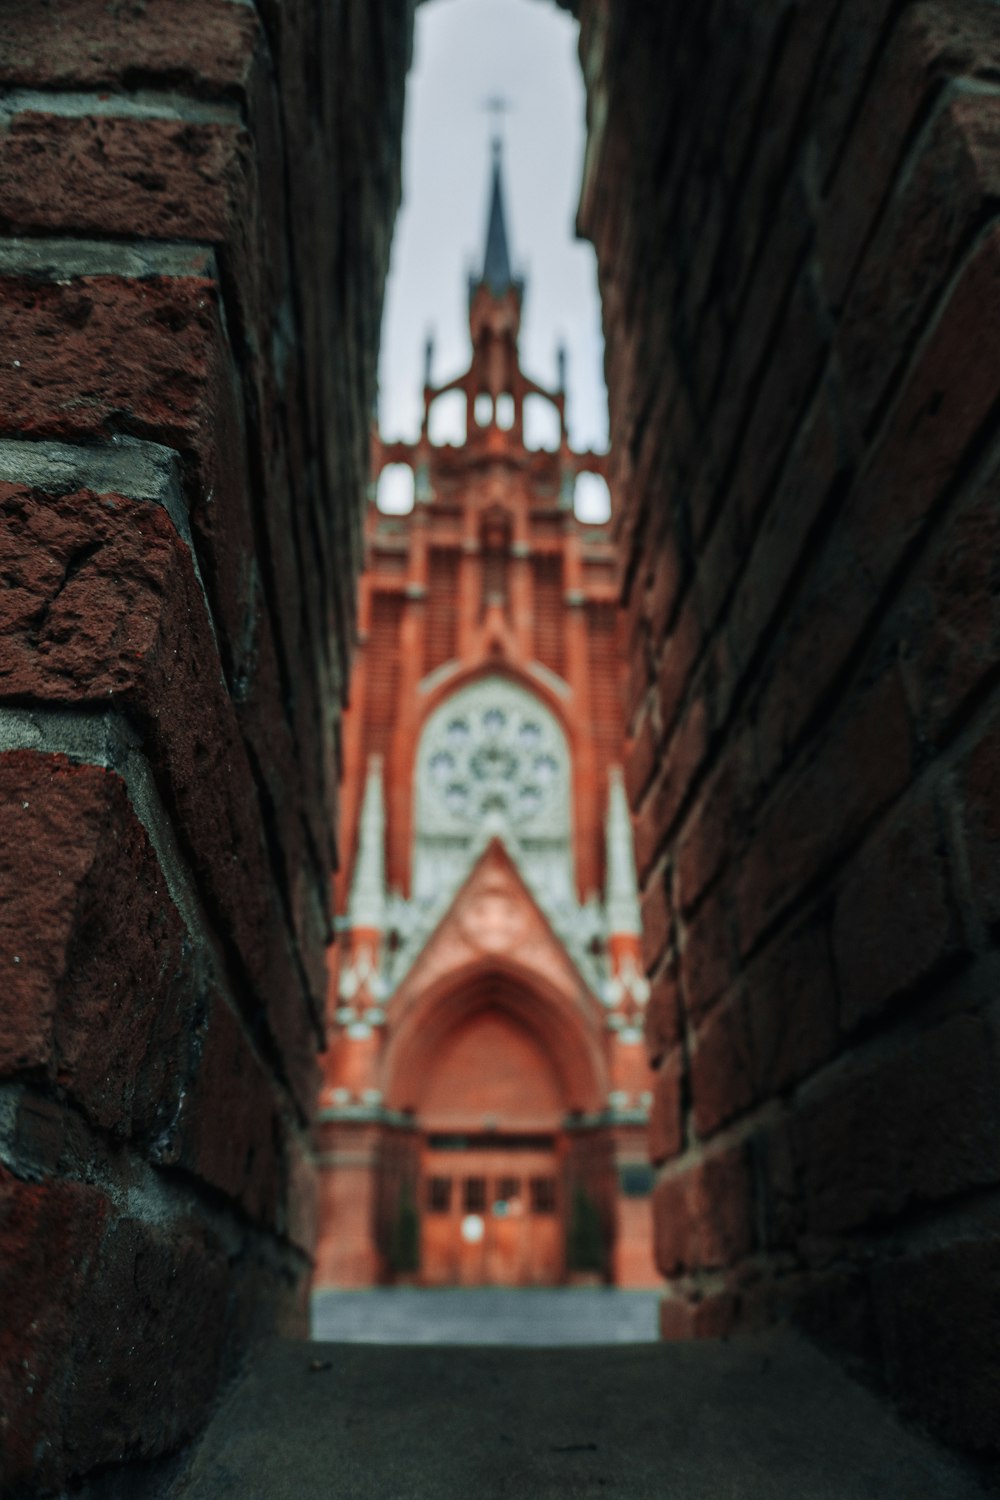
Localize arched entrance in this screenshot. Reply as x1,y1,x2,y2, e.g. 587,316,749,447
382,953,610,1288
416,996,565,1285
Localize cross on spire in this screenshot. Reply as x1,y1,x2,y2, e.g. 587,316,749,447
478,103,517,296
483,94,511,153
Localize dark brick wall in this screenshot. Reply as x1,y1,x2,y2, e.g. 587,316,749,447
0,2,409,1492
578,0,1000,1457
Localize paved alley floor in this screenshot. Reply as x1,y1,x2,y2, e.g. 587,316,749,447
310,1287,661,1344
173,1331,994,1499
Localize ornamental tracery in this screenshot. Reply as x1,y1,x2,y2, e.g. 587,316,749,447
380,674,607,989
419,685,567,836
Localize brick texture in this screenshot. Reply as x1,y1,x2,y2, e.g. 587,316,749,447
0,0,409,1491
5,0,1000,1477
578,0,1000,1458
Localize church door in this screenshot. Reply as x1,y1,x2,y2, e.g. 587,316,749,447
420,1135,563,1286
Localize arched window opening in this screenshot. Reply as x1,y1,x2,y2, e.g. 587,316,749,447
524,393,561,451
495,391,515,430
428,389,466,445
474,391,494,427
574,471,611,524
377,462,416,514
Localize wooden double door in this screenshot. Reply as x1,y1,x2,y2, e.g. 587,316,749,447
419,1134,563,1287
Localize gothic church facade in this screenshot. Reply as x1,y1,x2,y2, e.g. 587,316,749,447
314,150,656,1288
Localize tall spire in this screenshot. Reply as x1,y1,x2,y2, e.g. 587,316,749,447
482,138,515,296
348,755,386,932
604,766,641,937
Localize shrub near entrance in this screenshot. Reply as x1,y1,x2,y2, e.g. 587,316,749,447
567,1185,605,1280
390,1182,421,1278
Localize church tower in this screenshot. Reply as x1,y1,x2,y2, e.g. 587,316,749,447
315,146,656,1289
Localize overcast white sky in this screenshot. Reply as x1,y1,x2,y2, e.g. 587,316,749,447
377,0,608,454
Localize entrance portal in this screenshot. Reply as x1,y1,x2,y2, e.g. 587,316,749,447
413,1005,567,1287
318,840,657,1290
421,1134,562,1286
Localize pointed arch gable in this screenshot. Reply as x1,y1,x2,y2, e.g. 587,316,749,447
381,953,608,1118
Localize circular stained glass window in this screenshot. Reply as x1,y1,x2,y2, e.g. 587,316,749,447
419,680,568,831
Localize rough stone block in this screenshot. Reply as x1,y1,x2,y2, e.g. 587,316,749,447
0,110,249,244
654,1146,754,1275
959,712,1000,936
680,889,736,1027
659,1288,740,1341
654,596,701,741
649,1050,685,1166
837,89,1000,435
737,668,912,956
0,478,322,1086
0,1170,107,1488
173,994,286,1230
647,530,683,646
737,270,830,532
59,1212,229,1484
689,990,755,1139
726,379,847,691
673,733,755,920
640,864,672,974
644,954,682,1067
0,0,258,92
872,1237,1000,1453
794,1011,1000,1235
846,222,1000,596
832,793,967,1029
901,455,1000,743
0,751,194,1140
744,919,839,1098
625,704,658,808
633,697,709,880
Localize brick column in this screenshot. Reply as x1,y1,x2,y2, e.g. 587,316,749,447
0,2,409,1489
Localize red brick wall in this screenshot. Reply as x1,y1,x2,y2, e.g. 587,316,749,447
578,0,1000,1456
0,1,408,1490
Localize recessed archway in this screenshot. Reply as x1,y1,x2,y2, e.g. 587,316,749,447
380,962,609,1287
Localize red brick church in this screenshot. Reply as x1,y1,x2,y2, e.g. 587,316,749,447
314,147,655,1289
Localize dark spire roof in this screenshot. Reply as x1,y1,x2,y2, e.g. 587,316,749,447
481,138,516,295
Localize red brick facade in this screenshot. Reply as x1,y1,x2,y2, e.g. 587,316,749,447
315,153,657,1288
3,0,1000,1487
580,0,1000,1454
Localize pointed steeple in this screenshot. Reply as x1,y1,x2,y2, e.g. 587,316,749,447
481,138,516,296
348,755,386,932
604,766,641,937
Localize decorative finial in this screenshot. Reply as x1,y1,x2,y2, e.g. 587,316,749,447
423,330,434,388
605,766,642,937
348,755,387,932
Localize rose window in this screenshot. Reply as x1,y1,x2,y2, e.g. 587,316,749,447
420,685,567,832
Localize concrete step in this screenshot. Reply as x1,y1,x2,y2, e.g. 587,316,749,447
171,1330,992,1499
310,1287,662,1345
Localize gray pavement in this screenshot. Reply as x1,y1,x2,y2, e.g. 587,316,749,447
311,1287,661,1344
172,1330,994,1499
